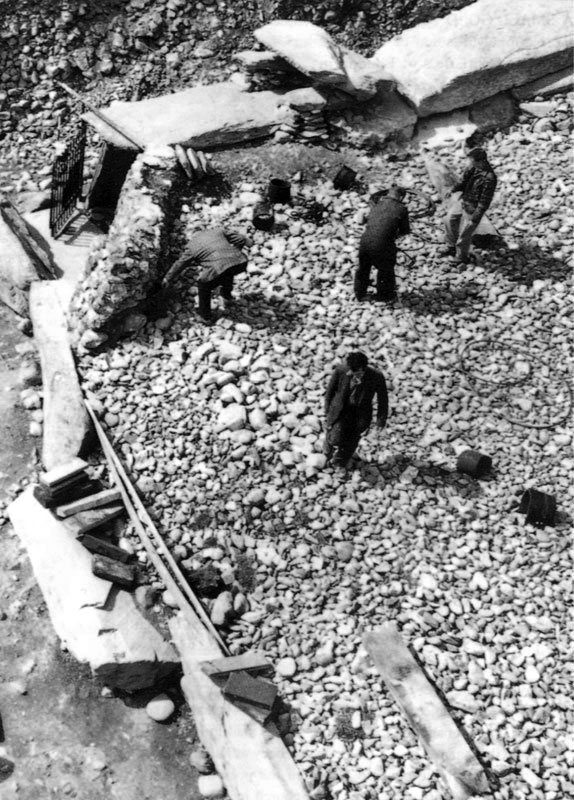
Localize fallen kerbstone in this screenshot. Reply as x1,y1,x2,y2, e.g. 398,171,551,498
9,488,181,692
29,281,92,470
372,0,573,116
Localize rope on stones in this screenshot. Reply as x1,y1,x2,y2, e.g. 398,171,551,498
458,338,572,429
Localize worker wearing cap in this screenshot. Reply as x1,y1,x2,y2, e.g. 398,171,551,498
443,147,497,264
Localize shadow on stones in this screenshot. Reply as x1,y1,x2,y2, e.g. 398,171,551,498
219,291,306,331
398,280,483,316
359,454,487,500
482,242,570,286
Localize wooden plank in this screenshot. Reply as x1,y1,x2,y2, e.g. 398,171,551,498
8,488,180,692
201,652,272,679
29,282,93,470
363,623,490,800
223,671,278,711
1,201,56,279
92,554,136,590
80,534,133,564
55,488,123,518
62,503,124,537
170,610,310,800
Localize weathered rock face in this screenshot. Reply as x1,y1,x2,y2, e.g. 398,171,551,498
336,90,417,148
67,147,183,353
372,0,574,116
84,84,296,150
254,20,394,100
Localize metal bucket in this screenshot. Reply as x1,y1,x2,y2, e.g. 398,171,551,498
252,202,274,231
268,178,291,204
333,166,357,191
518,489,557,527
456,449,492,479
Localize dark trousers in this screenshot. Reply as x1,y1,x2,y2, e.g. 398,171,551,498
197,272,234,319
324,417,363,465
354,244,397,301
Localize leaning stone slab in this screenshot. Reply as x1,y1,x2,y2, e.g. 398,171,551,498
469,92,516,132
255,20,347,86
29,281,92,471
84,83,296,150
372,0,574,116
9,488,180,693
512,66,574,100
255,20,393,100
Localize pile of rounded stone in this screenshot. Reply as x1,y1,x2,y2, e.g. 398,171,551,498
78,95,573,799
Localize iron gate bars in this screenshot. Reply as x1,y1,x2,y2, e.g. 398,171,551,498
49,121,87,238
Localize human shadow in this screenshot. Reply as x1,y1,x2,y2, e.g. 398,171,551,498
480,241,571,285
399,280,483,316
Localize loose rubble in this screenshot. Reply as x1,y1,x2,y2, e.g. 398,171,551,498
76,93,574,799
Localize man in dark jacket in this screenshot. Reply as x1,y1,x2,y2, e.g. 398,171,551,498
444,146,497,264
324,351,388,469
355,184,410,303
162,227,251,323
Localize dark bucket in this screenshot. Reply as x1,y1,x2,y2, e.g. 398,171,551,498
518,489,557,527
268,178,291,204
252,202,274,231
456,449,492,479
333,166,357,191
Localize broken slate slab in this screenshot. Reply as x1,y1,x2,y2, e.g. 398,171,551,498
84,83,297,150
9,488,180,692
372,0,574,116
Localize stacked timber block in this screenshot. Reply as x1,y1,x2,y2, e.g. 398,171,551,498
201,652,278,725
9,486,180,691
36,458,135,589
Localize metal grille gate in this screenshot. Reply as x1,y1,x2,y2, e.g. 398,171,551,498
49,121,87,238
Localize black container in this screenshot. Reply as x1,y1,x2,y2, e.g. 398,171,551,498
252,202,274,231
518,489,557,527
456,449,492,479
333,166,357,191
268,178,291,204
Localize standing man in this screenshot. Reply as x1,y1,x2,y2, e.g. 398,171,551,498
162,227,251,323
324,351,388,469
355,184,410,303
443,146,497,264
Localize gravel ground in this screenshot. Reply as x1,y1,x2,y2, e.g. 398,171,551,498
78,98,574,799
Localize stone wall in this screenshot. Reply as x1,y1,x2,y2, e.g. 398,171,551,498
68,147,183,353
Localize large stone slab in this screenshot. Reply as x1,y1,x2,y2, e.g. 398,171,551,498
84,83,296,149
255,20,393,99
372,0,574,116
30,281,92,470
9,488,180,692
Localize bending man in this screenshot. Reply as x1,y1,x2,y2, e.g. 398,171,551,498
324,351,388,469
355,184,410,303
162,227,251,323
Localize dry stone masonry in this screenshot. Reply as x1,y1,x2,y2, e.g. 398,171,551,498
68,147,184,352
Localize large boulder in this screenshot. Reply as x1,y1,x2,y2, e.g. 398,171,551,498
255,20,393,100
372,0,573,116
